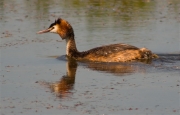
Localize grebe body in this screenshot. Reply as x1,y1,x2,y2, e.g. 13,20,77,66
37,18,158,62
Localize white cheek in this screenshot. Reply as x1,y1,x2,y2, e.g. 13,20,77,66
50,26,58,33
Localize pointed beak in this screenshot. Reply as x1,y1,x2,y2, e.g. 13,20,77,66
37,28,52,34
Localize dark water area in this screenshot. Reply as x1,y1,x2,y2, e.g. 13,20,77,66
0,0,180,115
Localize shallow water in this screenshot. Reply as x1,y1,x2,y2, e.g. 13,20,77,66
0,0,180,115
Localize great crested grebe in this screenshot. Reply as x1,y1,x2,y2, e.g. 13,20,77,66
37,18,158,62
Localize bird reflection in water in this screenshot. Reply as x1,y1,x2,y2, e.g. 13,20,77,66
39,57,151,99
86,60,151,76
49,59,77,98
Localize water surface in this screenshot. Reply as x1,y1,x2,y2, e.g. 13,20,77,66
0,0,180,115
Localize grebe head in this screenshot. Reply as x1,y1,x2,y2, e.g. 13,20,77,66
37,18,74,39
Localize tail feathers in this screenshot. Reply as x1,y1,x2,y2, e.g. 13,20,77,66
152,53,159,59
140,48,158,59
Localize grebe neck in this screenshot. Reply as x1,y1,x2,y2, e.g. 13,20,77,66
66,36,79,57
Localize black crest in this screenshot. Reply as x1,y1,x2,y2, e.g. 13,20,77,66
48,18,62,28
56,18,61,23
